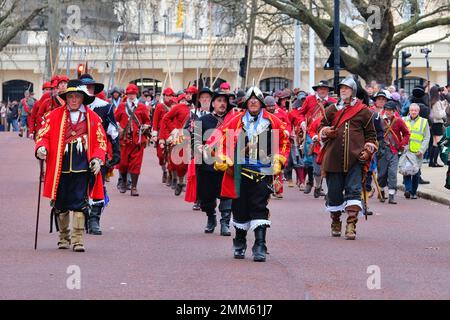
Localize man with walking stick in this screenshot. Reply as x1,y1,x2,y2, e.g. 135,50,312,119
35,79,107,252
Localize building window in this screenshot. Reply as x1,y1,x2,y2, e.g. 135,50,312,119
130,78,162,95
259,77,292,92
2,80,34,102
402,77,425,95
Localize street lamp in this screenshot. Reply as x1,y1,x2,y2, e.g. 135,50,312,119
421,48,431,87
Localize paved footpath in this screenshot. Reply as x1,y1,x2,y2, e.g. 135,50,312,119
1,132,450,300
397,164,450,206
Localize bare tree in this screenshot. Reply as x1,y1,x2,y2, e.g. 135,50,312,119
0,0,47,52
259,0,450,84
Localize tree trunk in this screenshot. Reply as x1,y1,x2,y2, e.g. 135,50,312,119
45,0,61,79
345,53,394,86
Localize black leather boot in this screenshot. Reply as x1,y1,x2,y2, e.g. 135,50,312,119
380,190,386,203
252,226,267,262
166,171,173,187
174,183,184,196
233,228,247,259
204,213,217,233
171,176,177,190
220,211,231,236
429,146,437,167
88,205,102,235
130,173,140,196
445,171,450,190
118,173,127,193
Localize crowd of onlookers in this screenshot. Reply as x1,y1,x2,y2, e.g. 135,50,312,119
0,90,36,135
364,80,450,201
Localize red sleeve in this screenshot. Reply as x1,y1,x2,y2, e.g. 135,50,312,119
159,104,179,140
152,105,164,131
115,103,125,127
91,120,107,163
35,117,51,156
138,103,151,125
297,96,314,125
28,100,40,134
308,118,321,138
279,110,292,134
275,117,291,165
37,98,51,127
288,111,295,126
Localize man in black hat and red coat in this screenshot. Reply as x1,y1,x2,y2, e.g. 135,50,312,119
35,79,107,252
193,90,233,235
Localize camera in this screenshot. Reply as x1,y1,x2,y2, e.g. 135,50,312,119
420,48,431,54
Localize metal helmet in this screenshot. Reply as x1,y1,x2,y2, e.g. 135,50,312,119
243,86,265,108
338,75,357,95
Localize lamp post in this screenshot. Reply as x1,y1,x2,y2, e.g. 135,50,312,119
333,0,340,93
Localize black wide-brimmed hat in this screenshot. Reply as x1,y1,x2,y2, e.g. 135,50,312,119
79,74,105,95
199,87,213,97
383,101,398,110
59,79,95,105
312,80,334,91
412,85,425,98
210,90,232,112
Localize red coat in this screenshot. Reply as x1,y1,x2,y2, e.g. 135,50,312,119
223,108,244,125
29,92,50,134
37,95,65,133
288,108,302,129
298,95,337,129
215,109,291,199
159,103,190,140
273,106,292,134
28,98,40,135
152,103,171,138
115,99,151,145
35,107,107,201
382,116,411,154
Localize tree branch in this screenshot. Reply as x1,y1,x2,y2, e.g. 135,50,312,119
394,32,450,57
0,0,19,26
0,5,47,52
261,0,372,56
393,15,450,45
395,5,450,33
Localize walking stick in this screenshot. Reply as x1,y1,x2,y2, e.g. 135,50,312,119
361,175,369,221
372,171,383,200
34,160,44,250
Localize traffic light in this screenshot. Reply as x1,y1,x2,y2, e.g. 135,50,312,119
239,58,247,78
401,51,412,78
77,64,85,78
239,45,248,78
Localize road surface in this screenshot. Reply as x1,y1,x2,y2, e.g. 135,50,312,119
1,132,449,300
